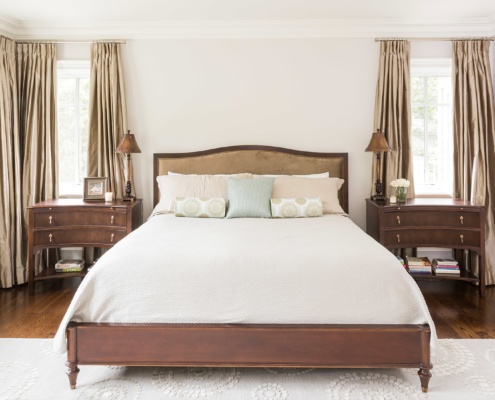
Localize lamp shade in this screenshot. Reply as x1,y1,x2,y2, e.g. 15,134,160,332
365,129,391,152
116,130,142,154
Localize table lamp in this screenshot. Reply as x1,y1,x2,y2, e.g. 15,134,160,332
365,128,391,201
116,130,141,201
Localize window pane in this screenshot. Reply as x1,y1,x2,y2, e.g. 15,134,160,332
410,65,452,196
411,77,425,105
412,106,425,157
57,65,90,197
427,76,451,105
426,77,439,104
79,105,89,182
58,106,77,183
79,78,90,106
58,79,76,106
437,77,452,104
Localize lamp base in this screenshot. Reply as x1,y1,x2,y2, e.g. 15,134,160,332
122,180,134,201
372,178,386,202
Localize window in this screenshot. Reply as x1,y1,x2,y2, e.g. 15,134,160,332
57,61,90,197
411,59,453,196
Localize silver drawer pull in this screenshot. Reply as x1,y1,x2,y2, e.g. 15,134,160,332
397,234,400,243
460,234,464,243
111,215,114,224
460,216,464,225
49,234,53,242
49,216,53,224
111,233,115,242
396,216,401,224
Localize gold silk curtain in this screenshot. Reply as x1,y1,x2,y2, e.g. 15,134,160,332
0,40,57,288
373,40,414,198
452,40,495,285
0,37,22,287
87,42,127,198
17,43,58,210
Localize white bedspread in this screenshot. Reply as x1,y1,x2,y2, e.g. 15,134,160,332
54,215,436,353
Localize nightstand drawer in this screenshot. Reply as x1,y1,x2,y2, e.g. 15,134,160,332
384,229,480,247
34,210,127,228
34,229,127,247
383,210,480,228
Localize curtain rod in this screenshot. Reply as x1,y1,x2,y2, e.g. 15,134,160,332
375,37,495,42
15,40,126,44
0,35,126,44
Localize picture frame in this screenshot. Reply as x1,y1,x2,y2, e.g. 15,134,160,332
83,177,107,201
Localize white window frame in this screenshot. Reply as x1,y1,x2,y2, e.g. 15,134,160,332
57,60,90,198
410,59,453,198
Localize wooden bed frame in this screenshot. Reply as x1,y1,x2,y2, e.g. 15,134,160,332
65,145,432,392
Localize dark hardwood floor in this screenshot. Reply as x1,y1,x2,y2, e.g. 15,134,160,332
0,277,494,339
0,279,81,338
417,279,495,339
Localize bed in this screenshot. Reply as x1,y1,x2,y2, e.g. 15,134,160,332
57,145,434,392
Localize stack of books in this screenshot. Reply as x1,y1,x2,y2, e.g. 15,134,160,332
396,255,406,269
432,258,460,275
405,256,432,274
55,259,85,273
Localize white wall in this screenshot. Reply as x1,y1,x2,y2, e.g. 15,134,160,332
124,38,378,228
57,38,474,229
410,41,451,58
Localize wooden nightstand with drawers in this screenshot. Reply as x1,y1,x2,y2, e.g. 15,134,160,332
28,199,143,295
366,198,486,297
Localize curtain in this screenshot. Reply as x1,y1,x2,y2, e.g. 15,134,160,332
452,40,495,286
17,43,59,278
373,40,414,198
0,41,57,288
0,37,22,287
87,42,127,198
17,43,58,208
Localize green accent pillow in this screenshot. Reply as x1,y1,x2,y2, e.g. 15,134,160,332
226,177,274,218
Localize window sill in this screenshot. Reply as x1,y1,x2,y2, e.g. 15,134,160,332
414,194,452,199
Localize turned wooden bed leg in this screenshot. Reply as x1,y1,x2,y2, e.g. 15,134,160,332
66,361,80,389
66,323,79,389
418,366,432,393
418,324,432,393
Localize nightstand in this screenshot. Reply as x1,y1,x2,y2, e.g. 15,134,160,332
27,199,143,295
366,198,486,297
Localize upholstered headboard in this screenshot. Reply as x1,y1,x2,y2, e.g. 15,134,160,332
153,145,348,213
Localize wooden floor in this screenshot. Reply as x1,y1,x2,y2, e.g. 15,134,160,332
0,277,494,339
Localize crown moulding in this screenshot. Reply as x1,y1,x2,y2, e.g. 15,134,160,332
0,14,19,38
1,15,494,40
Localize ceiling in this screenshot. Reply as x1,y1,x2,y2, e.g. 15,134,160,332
1,0,494,39
2,0,495,21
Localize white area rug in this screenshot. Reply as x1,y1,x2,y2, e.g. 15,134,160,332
1,339,495,399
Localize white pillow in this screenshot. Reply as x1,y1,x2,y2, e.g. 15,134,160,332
170,171,329,178
272,177,346,215
253,172,329,178
153,175,229,215
168,171,252,177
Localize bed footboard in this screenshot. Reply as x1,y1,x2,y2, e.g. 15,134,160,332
65,322,432,392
